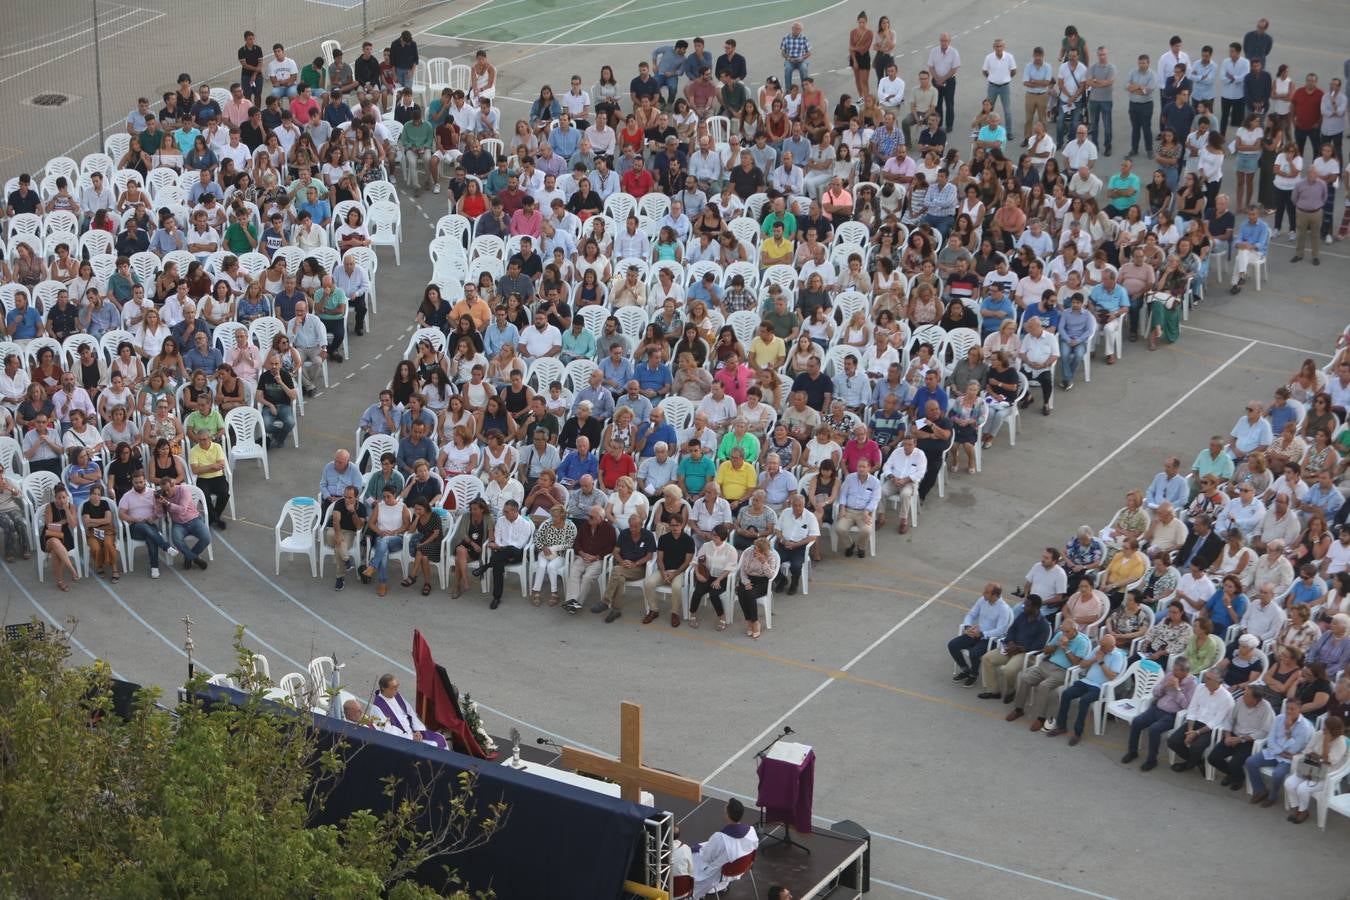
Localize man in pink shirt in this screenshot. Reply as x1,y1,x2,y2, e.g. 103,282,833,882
117,473,177,578
509,196,543,238
161,477,211,571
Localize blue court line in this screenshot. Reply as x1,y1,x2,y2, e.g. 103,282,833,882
169,567,309,673
2,563,115,673
213,533,604,754
90,572,213,674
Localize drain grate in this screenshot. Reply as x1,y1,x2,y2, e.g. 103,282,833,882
30,93,69,107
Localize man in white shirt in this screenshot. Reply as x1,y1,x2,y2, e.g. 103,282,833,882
1061,123,1098,170
1015,259,1054,309
0,353,31,411
877,64,906,114
879,434,926,534
981,38,1017,131
1024,119,1055,170
1239,584,1287,646
266,43,300,97
771,151,804,197
614,217,649,261
474,499,534,608
1056,48,1088,144
520,311,562,359
1166,668,1233,771
1067,165,1102,200
691,799,758,899
926,33,961,131
696,380,738,432
773,492,818,594
1157,36,1191,101
689,136,724,191
1022,548,1067,608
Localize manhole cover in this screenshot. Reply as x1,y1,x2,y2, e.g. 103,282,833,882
30,93,69,107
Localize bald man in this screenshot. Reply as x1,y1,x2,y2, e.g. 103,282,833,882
320,448,363,510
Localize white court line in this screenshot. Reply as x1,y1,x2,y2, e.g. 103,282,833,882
0,12,165,86
0,8,141,61
435,0,618,43
539,0,644,47
702,339,1258,785
417,0,535,39
1179,323,1332,358
2,563,114,671
89,571,214,673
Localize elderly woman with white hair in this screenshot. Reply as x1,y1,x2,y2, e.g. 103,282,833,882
1306,614,1350,679
530,505,576,607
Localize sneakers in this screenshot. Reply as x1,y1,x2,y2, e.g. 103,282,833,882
194,558,208,570
432,182,441,194
1327,235,1333,245
562,599,582,613
150,566,161,579
344,558,354,572
335,576,346,591
590,601,608,614
604,609,621,623
166,546,179,559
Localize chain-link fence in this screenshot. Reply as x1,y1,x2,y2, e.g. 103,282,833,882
0,0,450,179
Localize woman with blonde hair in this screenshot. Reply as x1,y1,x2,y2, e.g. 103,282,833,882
530,505,576,606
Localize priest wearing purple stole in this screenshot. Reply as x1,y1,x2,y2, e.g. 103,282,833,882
691,798,759,899
370,673,449,750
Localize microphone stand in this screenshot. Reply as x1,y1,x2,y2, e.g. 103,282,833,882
754,728,809,854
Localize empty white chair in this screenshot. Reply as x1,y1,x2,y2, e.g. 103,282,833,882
367,201,401,264
274,498,320,576
1093,659,1165,735
224,407,270,479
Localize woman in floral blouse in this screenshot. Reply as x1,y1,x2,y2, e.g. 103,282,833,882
1276,605,1320,657
1137,600,1192,667
1106,591,1153,648
530,505,576,607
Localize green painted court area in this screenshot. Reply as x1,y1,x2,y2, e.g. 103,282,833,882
429,0,838,46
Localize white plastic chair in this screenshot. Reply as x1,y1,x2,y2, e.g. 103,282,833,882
356,434,398,472
659,396,694,431
274,497,320,576
726,310,760,348
224,407,270,479
1092,658,1165,735
367,201,401,264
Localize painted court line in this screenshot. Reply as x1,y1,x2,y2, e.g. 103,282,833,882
703,340,1258,786
90,571,214,674
1179,323,1332,358
0,12,166,86
2,563,111,670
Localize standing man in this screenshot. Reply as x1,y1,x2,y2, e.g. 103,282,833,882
1217,43,1250,135
780,22,811,91
1056,47,1088,145
1320,79,1346,164
928,33,961,132
1290,73,1323,157
237,31,264,105
1086,46,1115,157
1290,165,1327,266
1242,19,1272,68
1125,54,1157,159
389,30,419,91
1022,46,1054,141
982,39,1017,133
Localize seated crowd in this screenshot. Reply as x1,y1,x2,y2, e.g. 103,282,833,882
947,329,1350,821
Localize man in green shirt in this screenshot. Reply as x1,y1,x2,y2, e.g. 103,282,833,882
761,291,799,341
184,394,225,443
222,207,258,254
676,440,717,495
138,118,165,155
561,318,596,364
312,274,349,362
759,196,798,237
300,56,326,92
399,108,435,191
1191,435,1235,482
1104,158,1141,216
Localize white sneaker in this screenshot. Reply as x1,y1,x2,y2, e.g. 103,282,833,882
166,546,179,559
432,182,441,194
150,566,160,579
1326,235,1333,245
1287,230,1296,241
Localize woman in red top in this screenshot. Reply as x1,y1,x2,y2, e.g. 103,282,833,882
457,179,487,218
618,114,645,154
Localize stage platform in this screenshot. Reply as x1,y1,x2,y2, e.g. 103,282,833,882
494,738,869,898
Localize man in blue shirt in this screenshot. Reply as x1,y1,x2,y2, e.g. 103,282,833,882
1008,618,1090,730
977,595,1051,699
358,391,399,438
634,406,678,458
910,370,949,416
833,457,881,558
598,342,634,395
979,283,1015,337
273,275,306,320
1145,456,1188,509
948,583,1013,685
1057,293,1094,388
396,421,437,476
1245,698,1314,806
651,41,689,105
1048,634,1127,742
1266,387,1299,434
556,437,599,488
482,306,519,359
1228,205,1270,294
1088,270,1129,363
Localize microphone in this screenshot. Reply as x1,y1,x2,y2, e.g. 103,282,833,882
783,726,794,736
536,736,564,750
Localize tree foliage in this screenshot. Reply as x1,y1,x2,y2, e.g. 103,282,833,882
0,625,504,899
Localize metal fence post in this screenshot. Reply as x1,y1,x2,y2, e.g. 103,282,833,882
91,0,107,151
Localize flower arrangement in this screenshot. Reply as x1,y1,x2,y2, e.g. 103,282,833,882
462,693,496,753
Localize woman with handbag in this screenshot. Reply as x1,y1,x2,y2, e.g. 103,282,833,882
1282,716,1347,824
43,484,80,591
687,523,738,630
81,482,120,581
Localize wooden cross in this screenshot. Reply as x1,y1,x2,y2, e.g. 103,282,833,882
560,701,703,804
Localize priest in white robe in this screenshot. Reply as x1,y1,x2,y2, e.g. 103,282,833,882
691,798,758,899
369,673,449,750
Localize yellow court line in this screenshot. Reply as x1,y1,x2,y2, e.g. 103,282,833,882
854,559,988,591
811,578,969,612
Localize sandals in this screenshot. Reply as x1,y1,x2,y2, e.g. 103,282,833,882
530,592,542,607
110,572,120,583
400,576,416,588
716,620,728,631
421,582,432,596
688,616,700,628
56,580,68,592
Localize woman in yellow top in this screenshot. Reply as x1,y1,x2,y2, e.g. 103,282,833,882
715,445,758,511
1101,536,1147,607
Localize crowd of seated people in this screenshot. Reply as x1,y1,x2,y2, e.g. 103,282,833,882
947,324,1350,819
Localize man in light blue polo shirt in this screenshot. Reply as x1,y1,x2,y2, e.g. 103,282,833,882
1008,619,1090,730
1058,292,1094,388
1228,402,1273,461
1088,270,1128,363
1048,634,1126,742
